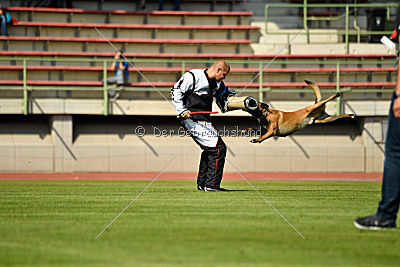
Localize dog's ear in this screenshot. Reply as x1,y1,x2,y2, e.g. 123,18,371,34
260,103,270,110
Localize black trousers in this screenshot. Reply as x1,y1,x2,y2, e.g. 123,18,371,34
197,137,227,188
377,93,400,220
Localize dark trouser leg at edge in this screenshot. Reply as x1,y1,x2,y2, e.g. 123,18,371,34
203,137,227,189
377,94,400,221
197,150,209,188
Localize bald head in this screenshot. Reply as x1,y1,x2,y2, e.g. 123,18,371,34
207,59,230,81
212,59,229,71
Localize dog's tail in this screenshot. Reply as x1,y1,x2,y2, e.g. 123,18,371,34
305,80,321,103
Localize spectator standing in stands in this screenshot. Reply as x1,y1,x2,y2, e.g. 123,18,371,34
159,0,180,11
106,51,129,100
140,0,146,10
354,41,400,230
0,8,9,36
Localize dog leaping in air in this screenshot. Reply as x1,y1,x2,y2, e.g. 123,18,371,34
245,80,355,143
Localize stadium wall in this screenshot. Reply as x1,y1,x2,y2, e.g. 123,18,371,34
0,112,386,173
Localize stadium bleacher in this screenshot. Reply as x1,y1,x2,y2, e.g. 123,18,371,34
12,21,260,41
0,64,395,87
7,7,251,24
0,1,397,173
0,35,253,53
0,4,396,103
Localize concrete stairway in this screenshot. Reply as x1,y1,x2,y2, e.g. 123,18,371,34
251,21,395,55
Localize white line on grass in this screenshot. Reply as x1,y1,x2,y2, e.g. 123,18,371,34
226,28,304,105
94,157,176,240
225,158,306,240
95,27,175,108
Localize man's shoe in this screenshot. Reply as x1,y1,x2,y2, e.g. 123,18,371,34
354,214,396,230
204,187,228,192
197,185,204,191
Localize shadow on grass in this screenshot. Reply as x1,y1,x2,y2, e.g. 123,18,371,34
200,189,253,192
226,189,254,192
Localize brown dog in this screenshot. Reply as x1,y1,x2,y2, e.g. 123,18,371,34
246,80,355,143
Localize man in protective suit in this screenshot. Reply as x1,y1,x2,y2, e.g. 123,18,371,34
171,60,236,191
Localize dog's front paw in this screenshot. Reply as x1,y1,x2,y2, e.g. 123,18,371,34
250,138,261,143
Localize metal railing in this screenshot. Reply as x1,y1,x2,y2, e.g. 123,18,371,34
0,56,396,116
265,1,400,54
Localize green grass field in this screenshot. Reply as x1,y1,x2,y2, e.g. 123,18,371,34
0,180,399,266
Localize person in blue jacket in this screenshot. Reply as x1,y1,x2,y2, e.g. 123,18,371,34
107,51,129,100
0,8,10,36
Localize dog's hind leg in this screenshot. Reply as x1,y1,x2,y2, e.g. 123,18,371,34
314,114,355,124
306,93,341,110
304,92,340,114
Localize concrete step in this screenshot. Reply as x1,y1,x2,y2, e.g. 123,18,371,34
263,15,371,32
251,42,395,55
253,21,397,55
307,16,369,29
291,43,395,55
263,29,340,44
264,16,302,28
254,22,340,44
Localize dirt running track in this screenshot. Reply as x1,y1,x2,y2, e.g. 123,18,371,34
0,172,382,181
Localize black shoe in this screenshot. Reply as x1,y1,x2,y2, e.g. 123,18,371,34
197,185,204,191
204,187,228,192
354,214,396,230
